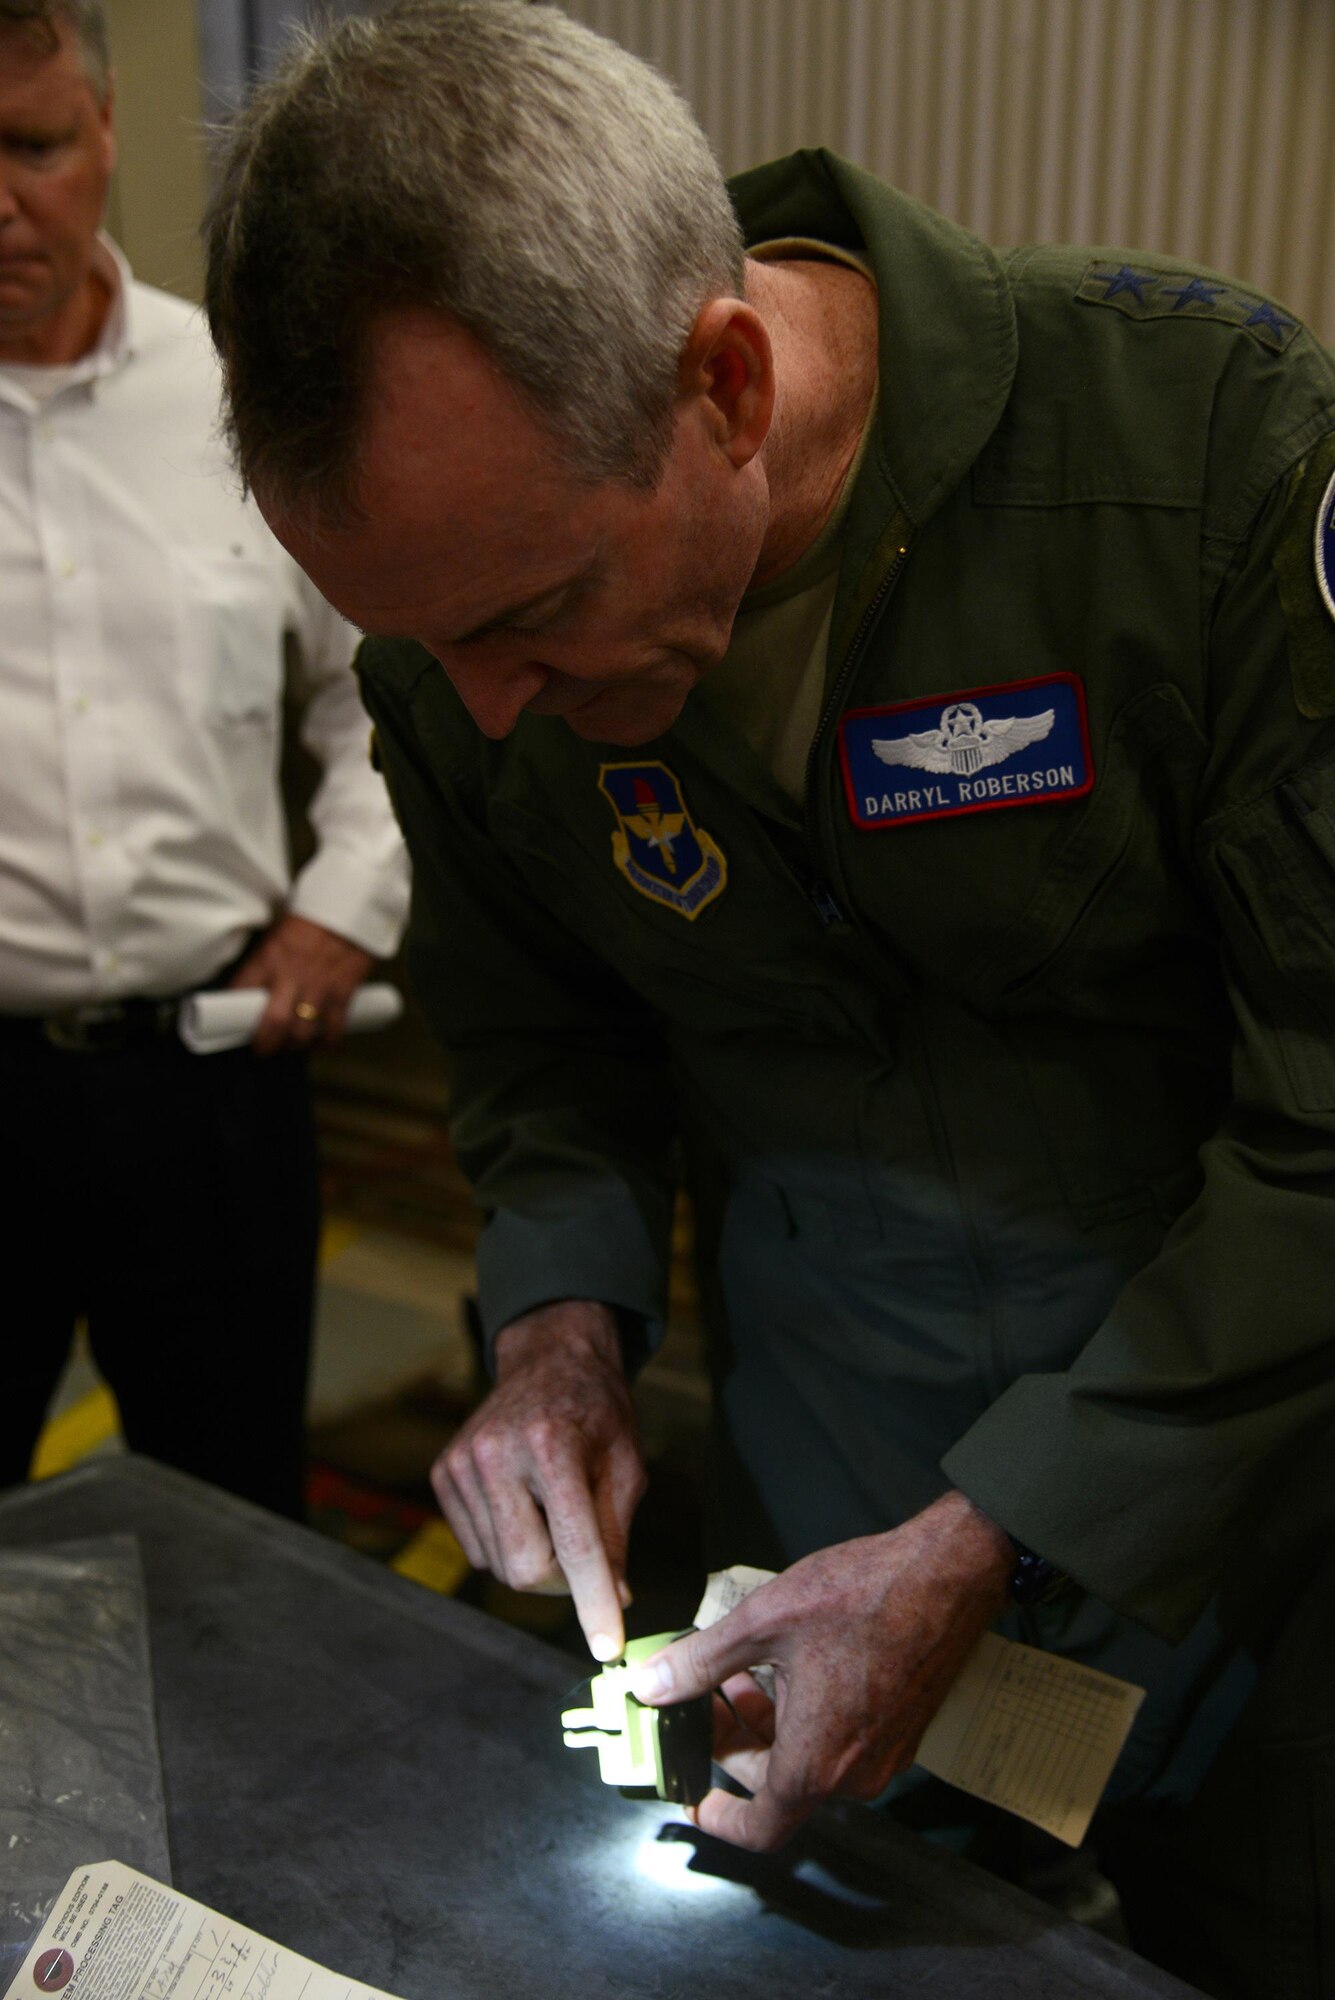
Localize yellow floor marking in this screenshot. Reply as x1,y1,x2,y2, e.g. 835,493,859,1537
319,1214,362,1265
391,1518,471,1596
30,1384,122,1480
30,1215,361,1482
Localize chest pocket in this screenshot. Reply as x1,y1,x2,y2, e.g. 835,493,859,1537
935,685,1223,1228
957,684,1209,1010
172,549,282,728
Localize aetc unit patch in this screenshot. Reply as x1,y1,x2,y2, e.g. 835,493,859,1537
838,673,1094,830
598,761,727,919
1315,466,1335,624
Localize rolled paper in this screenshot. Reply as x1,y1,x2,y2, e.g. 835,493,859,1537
178,982,404,1054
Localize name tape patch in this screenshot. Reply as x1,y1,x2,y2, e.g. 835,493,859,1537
837,674,1094,831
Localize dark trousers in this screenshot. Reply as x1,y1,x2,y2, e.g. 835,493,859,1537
1096,1530,1335,2000
0,1027,319,1518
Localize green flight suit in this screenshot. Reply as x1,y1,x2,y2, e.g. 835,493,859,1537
358,151,1335,1964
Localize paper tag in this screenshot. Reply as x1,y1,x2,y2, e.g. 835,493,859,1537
915,1631,1144,1846
693,1564,777,1629
694,1566,1144,1847
2,1861,404,2000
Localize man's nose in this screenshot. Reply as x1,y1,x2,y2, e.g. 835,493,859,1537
436,650,549,740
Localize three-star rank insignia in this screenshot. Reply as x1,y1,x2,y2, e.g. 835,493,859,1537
599,762,727,919
1076,261,1300,352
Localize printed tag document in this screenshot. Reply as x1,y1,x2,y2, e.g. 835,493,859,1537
914,1630,1144,1846
2,1861,404,2000
695,1567,1144,1848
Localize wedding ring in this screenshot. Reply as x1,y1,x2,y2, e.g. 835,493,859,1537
294,1000,320,1023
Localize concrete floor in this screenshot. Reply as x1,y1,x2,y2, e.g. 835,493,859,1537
36,1211,710,1509
36,1217,480,1473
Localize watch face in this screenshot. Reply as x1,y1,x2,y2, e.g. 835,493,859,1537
1009,1548,1070,1605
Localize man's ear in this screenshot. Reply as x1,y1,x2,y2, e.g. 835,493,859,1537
97,72,117,178
677,297,774,470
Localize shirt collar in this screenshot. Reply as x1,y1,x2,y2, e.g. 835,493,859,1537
88,233,136,371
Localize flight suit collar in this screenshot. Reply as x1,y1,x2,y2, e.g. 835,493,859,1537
731,150,1018,534
730,152,1018,670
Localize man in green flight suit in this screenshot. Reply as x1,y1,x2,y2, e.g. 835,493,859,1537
204,4,1335,1991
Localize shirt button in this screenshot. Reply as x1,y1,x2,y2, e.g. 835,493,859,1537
72,694,90,715
87,830,103,850
59,558,77,579
37,420,53,442
103,952,120,972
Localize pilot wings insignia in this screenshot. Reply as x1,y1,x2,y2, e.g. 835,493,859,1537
873,701,1056,778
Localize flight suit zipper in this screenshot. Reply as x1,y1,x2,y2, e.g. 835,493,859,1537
800,521,1001,1390
802,525,912,925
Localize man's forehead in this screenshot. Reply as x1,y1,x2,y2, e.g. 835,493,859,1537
269,310,614,633
0,18,95,105
363,308,563,478
271,452,602,642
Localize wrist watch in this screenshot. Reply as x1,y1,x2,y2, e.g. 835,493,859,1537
1007,1536,1071,1605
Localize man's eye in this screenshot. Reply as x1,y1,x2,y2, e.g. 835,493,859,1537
8,137,60,158
481,600,567,641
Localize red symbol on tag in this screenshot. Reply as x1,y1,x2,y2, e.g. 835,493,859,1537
34,1949,75,1992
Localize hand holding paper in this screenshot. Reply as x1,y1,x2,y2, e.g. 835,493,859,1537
627,1491,1015,1852
179,982,403,1054
674,1548,1145,1850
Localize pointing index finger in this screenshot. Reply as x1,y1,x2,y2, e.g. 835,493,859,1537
545,1480,626,1662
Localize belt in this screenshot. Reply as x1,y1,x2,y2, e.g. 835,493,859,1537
0,997,181,1054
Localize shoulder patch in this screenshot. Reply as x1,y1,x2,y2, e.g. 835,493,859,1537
1077,262,1300,352
1316,466,1335,626
1273,433,1335,719
598,762,726,919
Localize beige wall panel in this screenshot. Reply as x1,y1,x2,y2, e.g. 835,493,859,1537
103,0,208,302
561,0,1335,340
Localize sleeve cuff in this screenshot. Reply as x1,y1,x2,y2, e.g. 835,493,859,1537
288,844,411,959
476,1194,670,1373
942,1378,1225,1644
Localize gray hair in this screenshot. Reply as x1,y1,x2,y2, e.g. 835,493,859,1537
0,0,111,101
204,0,745,528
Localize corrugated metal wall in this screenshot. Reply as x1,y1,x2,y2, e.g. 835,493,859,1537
562,0,1335,339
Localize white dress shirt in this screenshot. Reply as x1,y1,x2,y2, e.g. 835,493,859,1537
0,239,409,1011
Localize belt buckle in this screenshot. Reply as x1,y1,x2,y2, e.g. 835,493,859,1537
43,1007,118,1053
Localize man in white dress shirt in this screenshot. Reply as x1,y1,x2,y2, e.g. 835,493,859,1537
0,0,409,1513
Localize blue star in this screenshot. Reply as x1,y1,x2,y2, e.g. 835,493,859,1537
1245,300,1296,341
1162,275,1227,312
1096,264,1156,303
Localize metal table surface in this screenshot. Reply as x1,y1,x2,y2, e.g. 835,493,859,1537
0,1459,1202,1999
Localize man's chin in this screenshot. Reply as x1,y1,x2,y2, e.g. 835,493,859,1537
561,693,687,747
